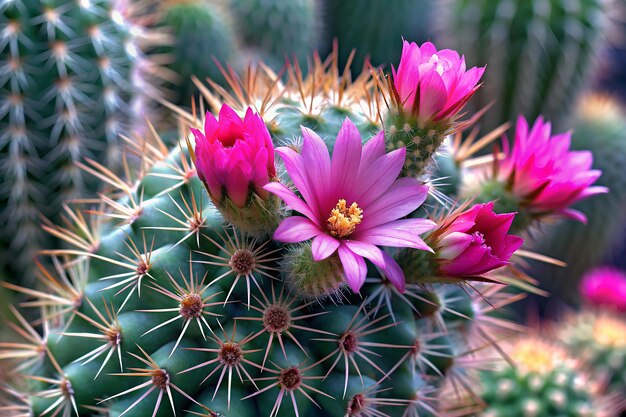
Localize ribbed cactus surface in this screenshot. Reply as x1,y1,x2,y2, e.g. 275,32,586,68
229,0,319,69
324,0,434,70
0,0,135,282
149,0,237,108
0,56,524,417
436,0,611,133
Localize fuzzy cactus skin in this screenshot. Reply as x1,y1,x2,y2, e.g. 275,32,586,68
435,0,611,133
0,60,523,417
532,95,626,302
0,0,136,283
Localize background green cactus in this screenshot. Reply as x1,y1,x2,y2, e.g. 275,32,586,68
465,336,615,417
531,95,626,303
0,0,137,284
322,0,434,71
435,0,612,133
143,0,237,110
558,311,626,398
0,56,525,417
229,0,320,70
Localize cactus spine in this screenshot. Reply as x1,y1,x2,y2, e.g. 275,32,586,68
0,0,136,282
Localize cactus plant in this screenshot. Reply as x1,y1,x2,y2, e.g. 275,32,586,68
229,0,320,70
436,0,612,133
455,336,617,417
0,0,136,283
532,95,626,302
324,0,435,71
559,310,626,398
144,0,238,109
0,49,538,417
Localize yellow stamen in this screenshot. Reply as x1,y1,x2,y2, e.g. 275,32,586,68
510,339,565,373
327,199,363,238
593,316,626,347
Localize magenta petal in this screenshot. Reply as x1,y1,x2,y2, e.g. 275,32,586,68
273,216,322,243
311,234,340,261
354,219,435,251
301,127,333,210
275,146,319,217
380,251,405,293
331,119,362,196
561,208,588,224
359,131,386,168
360,179,429,229
338,245,367,293
343,240,385,266
225,165,249,208
418,71,447,122
438,232,473,260
264,182,318,223
354,147,407,207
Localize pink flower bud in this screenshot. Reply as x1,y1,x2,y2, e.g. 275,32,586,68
392,40,485,124
432,202,523,277
192,104,276,208
580,267,626,312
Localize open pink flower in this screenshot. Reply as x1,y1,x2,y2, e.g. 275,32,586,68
431,202,523,277
392,40,485,124
192,104,276,208
265,119,436,293
498,116,608,222
580,267,626,312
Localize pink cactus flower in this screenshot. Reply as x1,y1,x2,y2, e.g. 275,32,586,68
498,116,608,222
580,267,626,312
265,119,436,293
392,40,485,124
192,104,276,208
431,202,524,277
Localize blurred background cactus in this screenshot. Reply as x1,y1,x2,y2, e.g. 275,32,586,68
321,0,434,71
435,0,613,133
458,336,618,417
0,0,138,283
230,0,320,69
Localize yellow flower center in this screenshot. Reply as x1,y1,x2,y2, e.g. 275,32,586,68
593,316,626,347
327,199,363,238
510,339,565,373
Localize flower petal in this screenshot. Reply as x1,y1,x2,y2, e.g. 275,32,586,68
380,252,406,293
360,179,430,229
301,127,332,209
264,182,318,223
273,216,322,243
331,119,362,197
311,234,340,261
225,165,249,208
343,240,385,266
338,244,367,293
